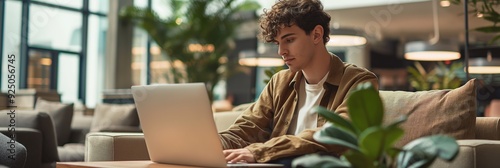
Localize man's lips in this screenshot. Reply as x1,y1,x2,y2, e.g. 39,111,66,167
284,58,294,64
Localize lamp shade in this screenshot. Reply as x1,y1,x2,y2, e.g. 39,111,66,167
327,28,366,47
404,41,460,61
467,47,500,74
239,43,284,67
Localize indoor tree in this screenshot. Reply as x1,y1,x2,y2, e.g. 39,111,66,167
120,0,260,99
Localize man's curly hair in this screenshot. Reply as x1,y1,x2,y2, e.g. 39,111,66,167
259,0,331,44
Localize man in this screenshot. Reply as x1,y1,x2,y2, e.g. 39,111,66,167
220,0,378,165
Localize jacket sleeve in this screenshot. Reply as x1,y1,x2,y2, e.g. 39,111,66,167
218,74,277,150
246,71,379,163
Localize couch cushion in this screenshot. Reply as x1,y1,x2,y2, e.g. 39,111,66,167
380,79,477,146
35,98,74,146
90,103,139,132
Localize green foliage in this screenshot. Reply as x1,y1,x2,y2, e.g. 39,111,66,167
263,66,286,84
407,61,463,91
292,82,459,168
120,0,260,99
450,0,500,44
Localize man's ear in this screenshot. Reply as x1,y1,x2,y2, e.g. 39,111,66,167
312,25,324,44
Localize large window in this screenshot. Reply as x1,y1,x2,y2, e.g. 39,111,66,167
29,4,82,52
0,0,108,107
1,0,22,93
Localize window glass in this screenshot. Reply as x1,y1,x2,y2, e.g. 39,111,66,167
134,0,148,8
27,49,52,90
1,0,22,92
29,4,82,52
132,27,148,85
32,0,82,9
58,53,80,103
152,0,172,20
86,15,107,107
89,0,108,14
149,42,171,84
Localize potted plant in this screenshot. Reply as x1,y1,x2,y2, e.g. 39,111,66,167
292,82,459,168
120,0,260,99
450,0,500,44
407,61,463,91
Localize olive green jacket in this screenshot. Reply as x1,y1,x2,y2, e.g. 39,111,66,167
219,55,378,162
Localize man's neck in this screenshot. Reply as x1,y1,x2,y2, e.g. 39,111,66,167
302,49,331,84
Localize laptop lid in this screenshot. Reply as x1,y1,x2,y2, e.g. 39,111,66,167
131,83,226,168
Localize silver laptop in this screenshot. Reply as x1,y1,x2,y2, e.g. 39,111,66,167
131,83,282,168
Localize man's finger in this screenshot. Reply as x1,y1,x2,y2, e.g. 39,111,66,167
230,155,246,164
225,152,238,162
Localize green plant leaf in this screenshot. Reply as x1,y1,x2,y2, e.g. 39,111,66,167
343,150,375,168
397,149,436,168
386,115,408,128
347,82,384,132
292,154,351,168
398,135,459,167
358,126,404,161
359,127,385,160
488,34,500,44
314,126,359,151
475,26,500,33
312,106,358,135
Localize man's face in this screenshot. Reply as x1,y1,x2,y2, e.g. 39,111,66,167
274,25,316,73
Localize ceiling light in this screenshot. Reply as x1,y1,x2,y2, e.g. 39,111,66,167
327,28,366,47
404,41,460,61
468,48,500,74
404,0,460,61
440,0,450,7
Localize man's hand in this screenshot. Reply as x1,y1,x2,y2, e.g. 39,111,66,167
223,148,256,163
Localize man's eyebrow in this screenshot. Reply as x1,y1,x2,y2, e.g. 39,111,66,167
279,33,295,40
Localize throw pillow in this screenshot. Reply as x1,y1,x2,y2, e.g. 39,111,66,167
35,98,74,146
90,103,139,132
380,79,477,147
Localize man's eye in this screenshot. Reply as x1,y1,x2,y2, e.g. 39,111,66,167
286,39,294,43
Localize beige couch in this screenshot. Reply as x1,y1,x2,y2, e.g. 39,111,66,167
85,111,500,167
85,80,500,167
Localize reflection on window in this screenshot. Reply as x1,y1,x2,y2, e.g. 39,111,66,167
27,50,52,90
131,27,148,85
89,0,108,13
86,15,107,107
149,43,186,84
29,4,82,52
58,53,80,103
1,0,22,92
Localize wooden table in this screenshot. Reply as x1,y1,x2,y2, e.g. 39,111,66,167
57,161,202,168
57,161,283,168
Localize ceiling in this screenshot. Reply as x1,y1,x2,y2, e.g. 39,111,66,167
325,1,495,45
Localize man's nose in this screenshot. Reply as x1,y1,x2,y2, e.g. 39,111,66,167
278,45,287,57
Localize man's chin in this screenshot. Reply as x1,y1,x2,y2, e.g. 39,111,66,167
288,67,300,73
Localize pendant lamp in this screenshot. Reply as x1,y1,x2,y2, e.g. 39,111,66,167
327,28,367,47
468,47,500,74
404,0,460,61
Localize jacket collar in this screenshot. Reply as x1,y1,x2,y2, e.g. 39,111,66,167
289,53,344,87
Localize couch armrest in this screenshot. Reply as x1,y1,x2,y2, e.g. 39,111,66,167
213,111,242,132
430,140,500,168
1,128,42,168
475,117,500,140
85,132,148,161
96,126,142,133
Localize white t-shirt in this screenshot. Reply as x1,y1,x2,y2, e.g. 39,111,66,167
287,72,329,135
